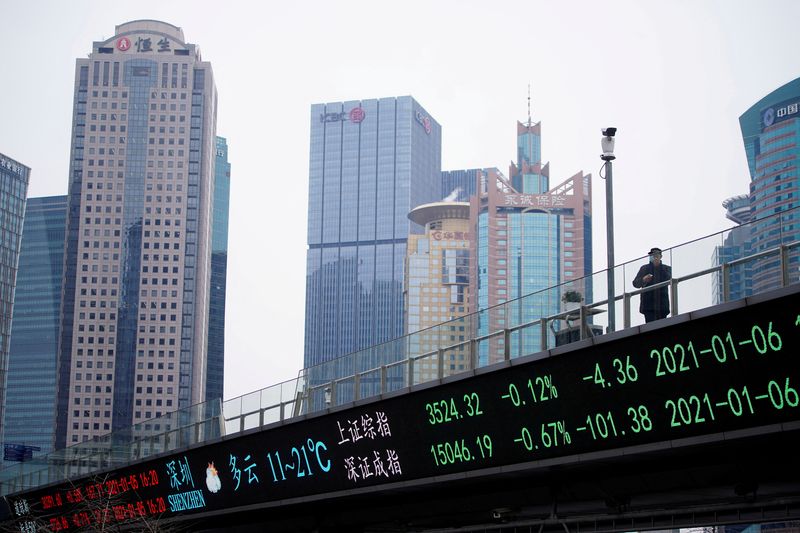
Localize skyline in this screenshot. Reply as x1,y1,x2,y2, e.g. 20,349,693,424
2,0,800,400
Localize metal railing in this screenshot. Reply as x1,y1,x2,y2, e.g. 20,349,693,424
293,240,797,416
3,207,799,496
0,396,225,495
227,208,800,429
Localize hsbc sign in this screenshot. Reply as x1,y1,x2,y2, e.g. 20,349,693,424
319,107,366,124
415,110,432,134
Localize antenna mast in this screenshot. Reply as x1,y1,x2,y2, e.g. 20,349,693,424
527,84,532,127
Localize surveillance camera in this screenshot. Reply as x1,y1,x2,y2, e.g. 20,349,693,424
601,133,616,160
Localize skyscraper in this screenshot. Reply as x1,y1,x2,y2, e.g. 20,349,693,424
3,196,66,464
468,121,591,364
441,169,479,202
739,76,800,294
0,153,30,443
304,97,442,372
404,202,471,383
55,20,217,448
712,195,752,304
205,136,230,403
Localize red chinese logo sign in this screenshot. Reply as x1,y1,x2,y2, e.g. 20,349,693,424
116,37,131,51
349,107,366,124
415,111,432,134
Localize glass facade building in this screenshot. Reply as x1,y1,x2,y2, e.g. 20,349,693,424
304,97,442,374
738,76,800,294
205,136,230,403
467,121,592,365
2,195,66,465
55,20,217,448
0,153,30,444
405,202,471,383
441,169,479,202
712,195,753,304
714,76,800,301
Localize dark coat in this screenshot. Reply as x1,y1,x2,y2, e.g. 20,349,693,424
632,262,672,315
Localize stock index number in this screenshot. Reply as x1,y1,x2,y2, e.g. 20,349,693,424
425,393,483,425
587,355,638,389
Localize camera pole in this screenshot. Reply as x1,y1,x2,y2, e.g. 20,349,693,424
601,129,617,333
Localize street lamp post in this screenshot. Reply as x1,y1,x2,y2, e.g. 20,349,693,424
601,128,617,333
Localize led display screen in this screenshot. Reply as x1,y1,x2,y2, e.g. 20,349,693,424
6,291,800,531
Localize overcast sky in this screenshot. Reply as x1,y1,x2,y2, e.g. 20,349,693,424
1,0,799,400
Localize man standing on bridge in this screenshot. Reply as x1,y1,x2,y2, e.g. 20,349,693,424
633,247,672,323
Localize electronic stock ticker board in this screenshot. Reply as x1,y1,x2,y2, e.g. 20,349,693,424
6,290,800,531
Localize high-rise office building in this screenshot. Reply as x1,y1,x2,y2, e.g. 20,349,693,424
712,194,753,304
55,20,217,447
404,202,471,383
468,121,591,365
304,97,442,372
441,169,479,202
739,76,800,294
0,153,30,443
3,196,66,464
206,136,230,403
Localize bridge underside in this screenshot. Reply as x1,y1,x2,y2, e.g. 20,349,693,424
181,430,800,532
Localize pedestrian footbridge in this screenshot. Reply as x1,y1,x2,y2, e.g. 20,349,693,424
2,213,800,532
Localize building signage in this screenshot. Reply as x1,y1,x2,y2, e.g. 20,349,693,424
319,107,366,124
432,231,471,241
113,35,183,53
3,444,41,463
776,102,799,120
4,292,800,530
0,157,25,175
503,194,567,208
415,110,432,134
349,107,365,123
762,97,800,130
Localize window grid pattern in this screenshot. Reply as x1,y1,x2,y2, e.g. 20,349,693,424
738,77,800,297
3,196,66,465
58,29,216,446
205,137,230,403
0,154,30,444
304,97,442,378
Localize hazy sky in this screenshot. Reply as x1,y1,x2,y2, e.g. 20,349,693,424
1,0,799,400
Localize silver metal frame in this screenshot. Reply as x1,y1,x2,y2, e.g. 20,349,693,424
2,229,797,496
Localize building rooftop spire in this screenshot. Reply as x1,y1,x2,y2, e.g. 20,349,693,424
527,83,532,127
